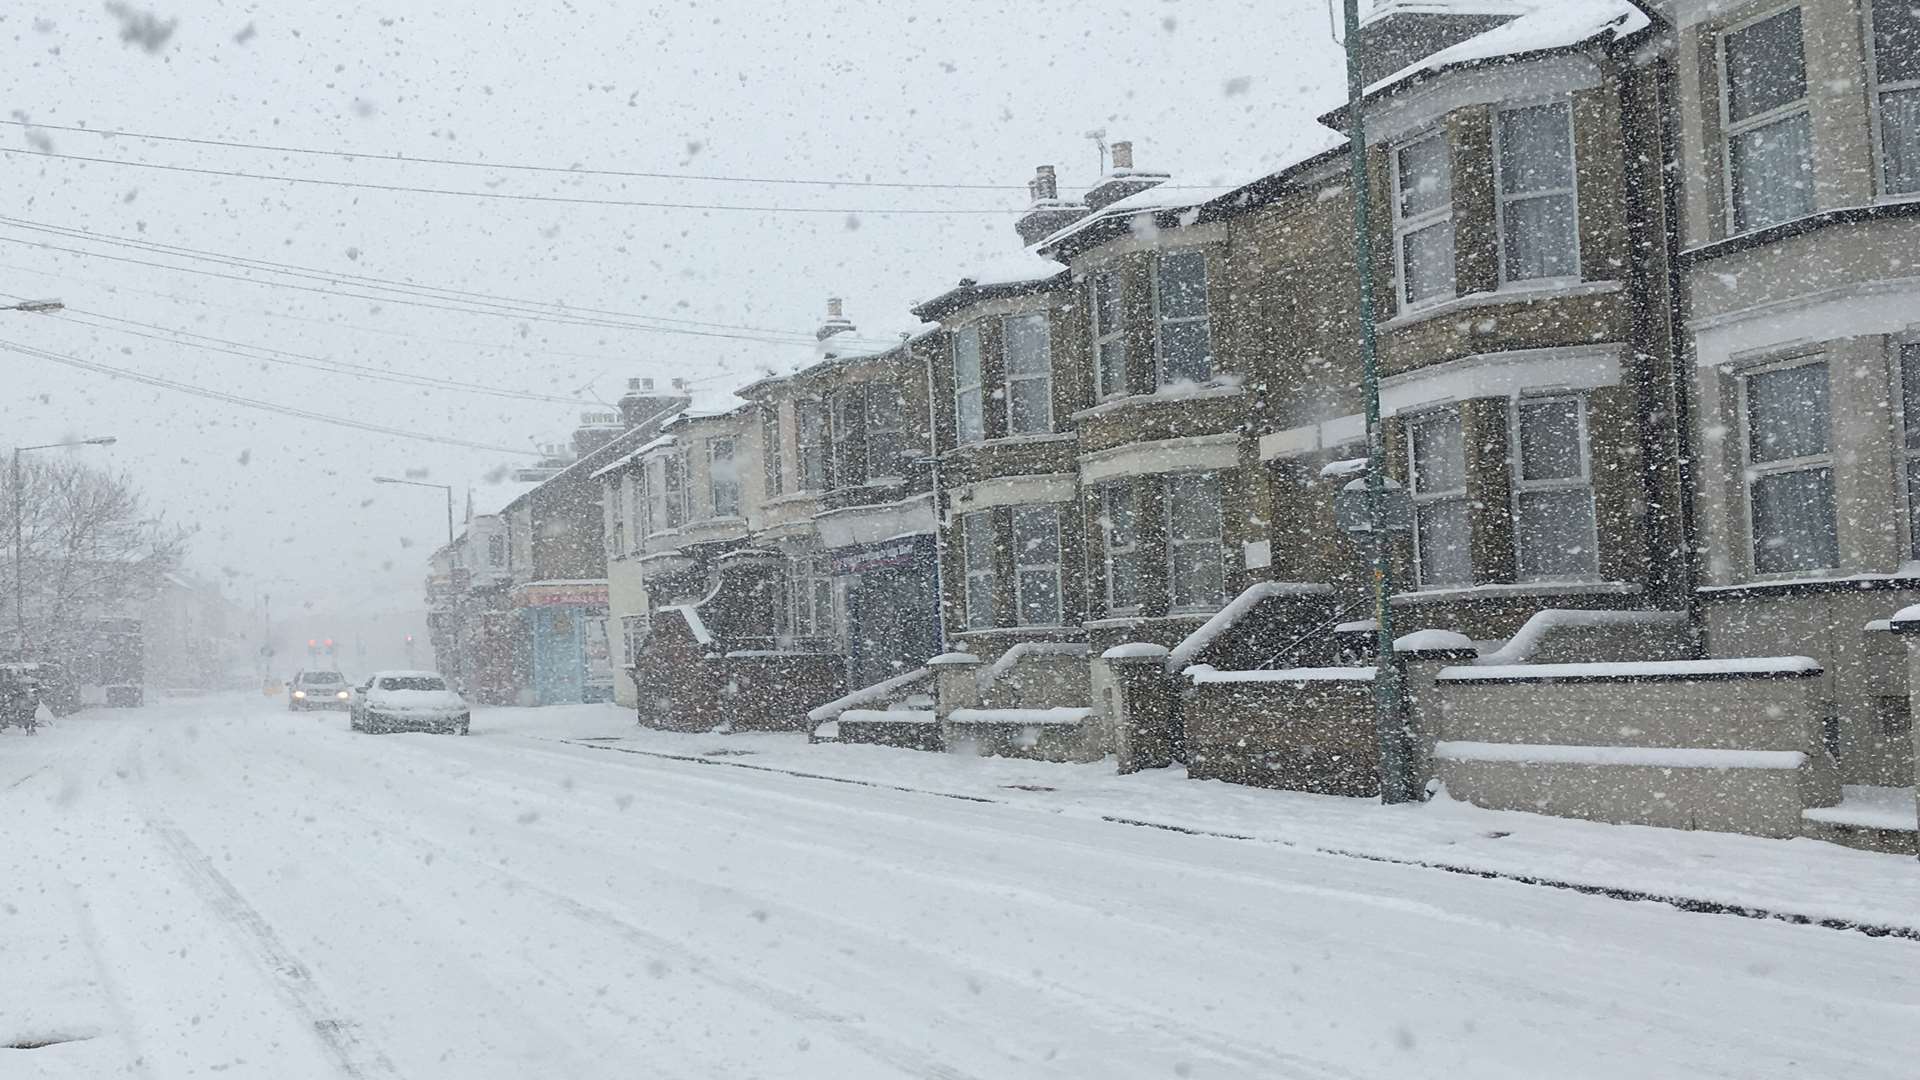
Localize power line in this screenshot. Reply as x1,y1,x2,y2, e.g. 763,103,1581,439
0,215,907,348
0,146,1026,215
2,339,543,455
38,305,601,405
0,232,884,345
0,118,1033,191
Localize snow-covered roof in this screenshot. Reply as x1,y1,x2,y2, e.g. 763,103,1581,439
1364,0,1650,97
470,476,544,516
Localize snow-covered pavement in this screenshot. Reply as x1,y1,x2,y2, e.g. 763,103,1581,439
4,696,1919,1079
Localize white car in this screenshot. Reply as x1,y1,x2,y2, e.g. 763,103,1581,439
349,671,471,735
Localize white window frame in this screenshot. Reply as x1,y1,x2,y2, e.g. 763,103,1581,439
1010,505,1063,626
829,386,863,491
962,511,996,630
1090,270,1127,400
1408,407,1471,588
1509,394,1600,582
487,533,506,566
778,553,835,642
1098,482,1141,615
1900,341,1920,558
620,613,650,667
660,453,686,530
606,475,625,556
953,324,985,445
1867,0,1920,198
1739,356,1837,576
1164,472,1226,613
864,382,909,480
1151,250,1213,387
796,399,829,491
1391,129,1456,311
1002,312,1053,435
1493,99,1581,286
761,404,784,497
1717,5,1814,234
707,436,739,519
627,469,646,552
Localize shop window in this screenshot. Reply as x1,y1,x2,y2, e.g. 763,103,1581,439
1090,271,1126,399
1495,101,1579,283
954,324,985,445
1512,396,1598,580
1721,7,1813,232
1409,408,1471,588
1393,130,1456,309
1004,313,1053,435
1743,360,1836,573
1166,473,1225,611
1153,251,1212,385
962,511,996,630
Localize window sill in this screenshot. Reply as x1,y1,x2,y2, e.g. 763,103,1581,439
1068,379,1245,422
1697,570,1920,598
1377,280,1623,334
765,492,823,507
948,432,1079,453
1389,580,1640,606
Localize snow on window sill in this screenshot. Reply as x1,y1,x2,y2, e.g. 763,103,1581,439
1068,378,1245,422
765,492,822,507
1378,280,1623,334
1390,580,1639,605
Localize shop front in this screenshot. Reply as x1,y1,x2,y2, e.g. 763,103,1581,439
512,581,614,705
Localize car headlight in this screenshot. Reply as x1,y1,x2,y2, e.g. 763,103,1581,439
292,690,306,699
336,691,350,700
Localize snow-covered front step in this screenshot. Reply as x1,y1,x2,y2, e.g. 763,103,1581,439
1800,786,1918,855
943,707,1103,764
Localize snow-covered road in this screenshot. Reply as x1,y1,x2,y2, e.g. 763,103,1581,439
4,696,1917,1079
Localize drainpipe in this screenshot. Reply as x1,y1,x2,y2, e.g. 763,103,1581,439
917,332,948,655
1339,0,1415,804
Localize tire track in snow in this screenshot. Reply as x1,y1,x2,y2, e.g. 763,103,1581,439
142,815,404,1080
293,733,1363,1080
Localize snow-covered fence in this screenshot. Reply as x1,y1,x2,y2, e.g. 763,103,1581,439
1432,657,1839,837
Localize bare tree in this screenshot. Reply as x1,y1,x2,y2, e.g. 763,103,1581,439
2,456,187,681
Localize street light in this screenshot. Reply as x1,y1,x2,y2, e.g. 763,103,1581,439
372,476,454,546
2,299,63,314
1336,0,1414,804
12,436,117,663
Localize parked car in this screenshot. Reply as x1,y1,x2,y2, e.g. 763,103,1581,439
288,669,353,711
349,671,470,735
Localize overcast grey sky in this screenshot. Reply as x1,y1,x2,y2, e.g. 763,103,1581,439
1,0,1342,626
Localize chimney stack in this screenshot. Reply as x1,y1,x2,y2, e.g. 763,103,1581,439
816,297,856,345
1015,163,1089,246
1082,137,1170,212
827,297,844,318
642,377,654,391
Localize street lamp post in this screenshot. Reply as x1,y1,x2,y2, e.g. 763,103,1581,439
12,436,117,663
1337,0,1415,804
373,477,461,685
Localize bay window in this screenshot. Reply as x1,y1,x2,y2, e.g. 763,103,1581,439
1153,250,1212,385
1904,345,1920,557
1871,0,1920,196
707,436,739,518
1393,130,1456,309
796,400,828,490
954,324,985,445
660,453,686,530
607,477,625,555
1721,7,1813,232
1511,396,1598,580
1743,360,1836,574
1409,408,1471,588
1166,473,1225,611
1091,271,1126,399
1011,506,1063,626
761,405,783,497
1098,482,1141,613
1495,101,1579,283
962,511,996,630
1004,313,1053,434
